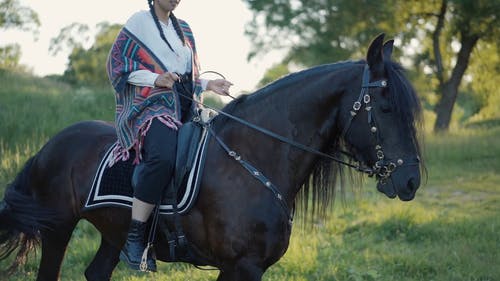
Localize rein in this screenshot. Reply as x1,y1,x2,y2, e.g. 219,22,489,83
174,64,417,219
176,89,367,173
206,125,294,225
181,65,406,176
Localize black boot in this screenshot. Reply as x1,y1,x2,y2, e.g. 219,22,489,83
120,219,157,272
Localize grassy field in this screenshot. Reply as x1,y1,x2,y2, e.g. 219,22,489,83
1,71,499,280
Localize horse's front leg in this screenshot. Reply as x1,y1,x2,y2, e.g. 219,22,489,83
82,208,129,281
216,257,264,281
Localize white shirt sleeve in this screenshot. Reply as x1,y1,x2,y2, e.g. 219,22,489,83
128,70,159,87
200,79,208,91
129,70,209,91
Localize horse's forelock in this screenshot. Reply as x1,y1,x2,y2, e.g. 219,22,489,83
385,61,423,125
385,60,426,179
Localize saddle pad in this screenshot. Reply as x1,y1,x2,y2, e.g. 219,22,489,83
83,128,209,215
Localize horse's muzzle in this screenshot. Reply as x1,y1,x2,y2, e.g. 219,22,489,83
376,166,420,201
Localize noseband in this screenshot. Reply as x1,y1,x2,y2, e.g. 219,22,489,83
342,65,419,183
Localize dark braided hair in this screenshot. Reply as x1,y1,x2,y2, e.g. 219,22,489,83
169,13,186,46
147,0,186,54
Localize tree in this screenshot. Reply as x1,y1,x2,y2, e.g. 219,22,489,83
257,63,290,88
465,42,500,124
0,0,40,70
244,0,398,66
399,0,500,132
0,0,39,31
0,43,20,69
243,0,500,132
50,22,121,86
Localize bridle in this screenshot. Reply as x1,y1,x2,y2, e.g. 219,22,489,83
186,65,419,180
341,64,420,183
175,64,420,220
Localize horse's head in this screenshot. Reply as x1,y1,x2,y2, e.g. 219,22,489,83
340,34,423,201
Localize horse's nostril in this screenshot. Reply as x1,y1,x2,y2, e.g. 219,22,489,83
408,177,419,192
408,178,415,190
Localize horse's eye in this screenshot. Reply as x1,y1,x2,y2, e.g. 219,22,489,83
378,90,392,113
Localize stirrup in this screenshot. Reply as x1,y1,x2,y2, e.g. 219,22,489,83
140,242,155,272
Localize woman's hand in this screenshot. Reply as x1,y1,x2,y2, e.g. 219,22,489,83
207,79,233,96
154,72,180,88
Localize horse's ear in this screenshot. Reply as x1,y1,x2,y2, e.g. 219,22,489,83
366,33,385,75
383,39,394,61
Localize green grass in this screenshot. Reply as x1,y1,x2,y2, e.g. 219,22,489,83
1,71,499,280
0,71,114,190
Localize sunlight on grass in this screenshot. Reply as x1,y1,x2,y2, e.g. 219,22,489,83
1,71,499,280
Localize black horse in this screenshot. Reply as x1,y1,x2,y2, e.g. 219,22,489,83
0,34,423,281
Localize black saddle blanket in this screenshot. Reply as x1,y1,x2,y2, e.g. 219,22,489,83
83,122,209,215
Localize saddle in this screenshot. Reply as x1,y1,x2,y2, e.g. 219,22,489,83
83,120,210,215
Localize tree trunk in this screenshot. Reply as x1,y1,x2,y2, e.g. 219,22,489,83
433,33,479,132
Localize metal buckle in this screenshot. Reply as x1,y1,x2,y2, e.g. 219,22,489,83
363,94,371,104
353,101,362,111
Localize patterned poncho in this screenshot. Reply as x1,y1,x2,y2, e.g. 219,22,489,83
106,16,203,163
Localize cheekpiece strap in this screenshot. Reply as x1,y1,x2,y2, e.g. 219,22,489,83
362,64,388,88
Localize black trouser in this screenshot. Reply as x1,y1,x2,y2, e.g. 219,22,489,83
132,119,177,204
132,75,193,204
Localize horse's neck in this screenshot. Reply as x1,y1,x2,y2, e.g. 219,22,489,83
228,67,351,202
281,76,343,194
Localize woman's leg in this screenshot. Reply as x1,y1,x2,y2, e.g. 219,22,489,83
131,198,156,222
120,119,178,271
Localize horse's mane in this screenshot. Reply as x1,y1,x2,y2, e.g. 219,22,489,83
384,60,423,131
217,60,363,117
211,59,424,224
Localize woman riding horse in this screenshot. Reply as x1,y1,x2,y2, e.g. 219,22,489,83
107,0,232,272
0,33,423,281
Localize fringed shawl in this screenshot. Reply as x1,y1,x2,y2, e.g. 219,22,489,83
106,18,203,162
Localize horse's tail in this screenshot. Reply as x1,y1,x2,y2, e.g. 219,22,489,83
0,157,59,274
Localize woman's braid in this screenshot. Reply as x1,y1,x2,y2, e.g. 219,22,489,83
169,13,186,46
147,0,185,53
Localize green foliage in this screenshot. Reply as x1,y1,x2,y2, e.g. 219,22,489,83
243,0,500,130
0,0,39,71
245,0,398,65
466,42,500,123
0,71,114,189
0,0,39,31
257,63,290,87
449,0,500,43
0,43,21,69
202,92,225,110
48,22,91,56
1,71,499,280
50,22,122,86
